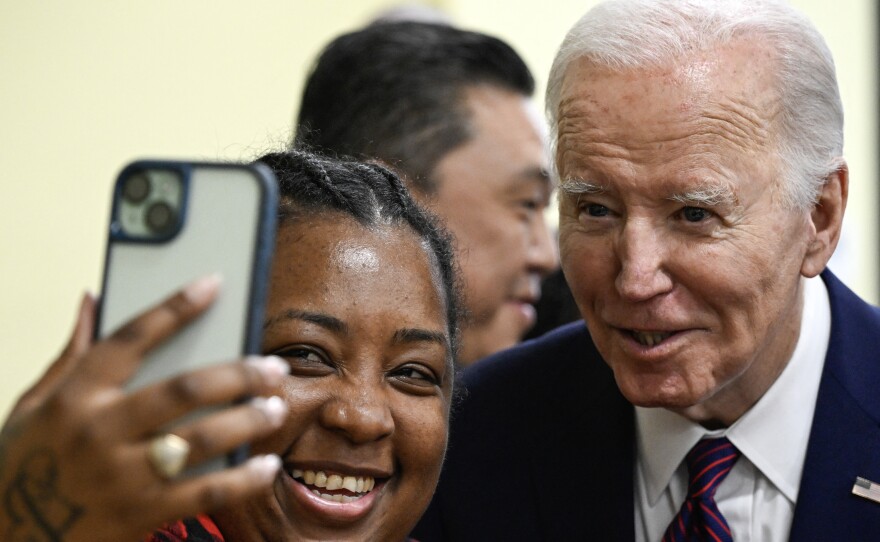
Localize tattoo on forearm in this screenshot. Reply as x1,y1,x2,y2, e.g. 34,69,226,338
4,449,83,542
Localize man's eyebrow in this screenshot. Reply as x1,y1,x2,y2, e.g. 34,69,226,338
514,165,552,188
668,183,737,207
392,328,450,350
263,309,348,334
559,178,606,195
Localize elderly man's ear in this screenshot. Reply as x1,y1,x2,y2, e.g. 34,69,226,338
801,164,849,278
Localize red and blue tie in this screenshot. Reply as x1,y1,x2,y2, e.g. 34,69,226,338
662,437,741,542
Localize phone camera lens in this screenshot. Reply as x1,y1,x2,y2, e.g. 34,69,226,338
123,173,151,203
145,201,176,235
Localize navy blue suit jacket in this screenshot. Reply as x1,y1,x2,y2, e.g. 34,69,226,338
413,272,880,541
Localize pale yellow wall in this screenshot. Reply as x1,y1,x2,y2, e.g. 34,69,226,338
2,1,876,417
0,0,397,416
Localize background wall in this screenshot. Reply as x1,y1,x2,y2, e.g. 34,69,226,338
2,0,875,417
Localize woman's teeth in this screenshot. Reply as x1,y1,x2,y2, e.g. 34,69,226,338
291,469,376,503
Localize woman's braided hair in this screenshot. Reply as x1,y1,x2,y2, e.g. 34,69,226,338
256,150,462,361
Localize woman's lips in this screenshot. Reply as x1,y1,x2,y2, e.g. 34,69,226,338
292,469,376,502
282,467,387,523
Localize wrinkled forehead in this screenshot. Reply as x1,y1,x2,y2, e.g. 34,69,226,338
555,38,782,155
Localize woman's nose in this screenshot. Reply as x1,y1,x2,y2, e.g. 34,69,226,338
318,386,394,444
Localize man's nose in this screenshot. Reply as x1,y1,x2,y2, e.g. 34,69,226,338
318,384,394,444
528,215,559,276
614,221,673,302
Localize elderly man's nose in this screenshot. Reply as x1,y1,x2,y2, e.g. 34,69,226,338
529,217,559,276
318,390,394,444
614,225,672,301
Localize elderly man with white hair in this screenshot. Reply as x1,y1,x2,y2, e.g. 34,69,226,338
413,0,880,540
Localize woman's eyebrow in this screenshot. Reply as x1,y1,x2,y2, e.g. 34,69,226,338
392,328,449,349
263,309,348,334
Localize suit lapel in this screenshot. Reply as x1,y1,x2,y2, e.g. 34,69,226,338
790,272,880,540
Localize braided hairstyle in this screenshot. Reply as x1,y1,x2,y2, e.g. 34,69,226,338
256,149,462,361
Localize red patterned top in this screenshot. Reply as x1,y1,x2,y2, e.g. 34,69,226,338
147,515,420,541
146,516,224,542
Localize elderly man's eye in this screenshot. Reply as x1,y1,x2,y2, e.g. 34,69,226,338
585,204,610,217
681,206,711,222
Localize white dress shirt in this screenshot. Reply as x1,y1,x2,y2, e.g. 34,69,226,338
634,276,831,542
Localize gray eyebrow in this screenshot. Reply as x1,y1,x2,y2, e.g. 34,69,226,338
559,177,738,209
668,183,736,207
559,178,606,195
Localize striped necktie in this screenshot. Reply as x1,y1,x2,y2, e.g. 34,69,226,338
662,437,741,542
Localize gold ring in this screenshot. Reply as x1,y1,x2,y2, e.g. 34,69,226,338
147,433,190,479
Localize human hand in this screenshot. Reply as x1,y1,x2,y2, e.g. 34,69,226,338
0,276,288,542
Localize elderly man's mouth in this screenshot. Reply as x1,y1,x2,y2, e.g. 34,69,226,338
290,469,378,503
628,330,676,347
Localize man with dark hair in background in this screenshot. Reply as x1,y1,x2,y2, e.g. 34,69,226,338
294,21,559,365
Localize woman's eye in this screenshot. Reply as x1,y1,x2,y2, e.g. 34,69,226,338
271,347,333,374
681,206,711,222
391,364,440,388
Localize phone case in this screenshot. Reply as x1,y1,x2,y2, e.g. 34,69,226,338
97,160,278,395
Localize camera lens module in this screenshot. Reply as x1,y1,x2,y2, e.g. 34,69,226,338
145,201,176,235
122,173,151,203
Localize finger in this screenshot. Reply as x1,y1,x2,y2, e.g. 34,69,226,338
172,396,287,467
81,274,221,385
156,454,282,520
118,356,289,438
67,291,98,357
9,293,96,417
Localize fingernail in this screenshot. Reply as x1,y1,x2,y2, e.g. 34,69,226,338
248,454,282,482
250,395,287,426
183,274,222,304
246,356,290,383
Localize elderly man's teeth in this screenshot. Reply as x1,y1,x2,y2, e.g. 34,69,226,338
632,331,672,346
292,469,376,493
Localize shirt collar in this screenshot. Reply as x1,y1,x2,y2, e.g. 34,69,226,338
636,275,831,504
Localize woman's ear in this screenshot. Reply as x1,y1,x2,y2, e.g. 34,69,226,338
801,163,848,278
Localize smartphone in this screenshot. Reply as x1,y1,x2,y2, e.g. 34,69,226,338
97,160,278,467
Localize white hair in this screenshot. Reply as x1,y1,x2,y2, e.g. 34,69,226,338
546,0,844,209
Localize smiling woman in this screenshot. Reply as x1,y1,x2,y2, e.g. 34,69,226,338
0,151,460,542
198,152,461,540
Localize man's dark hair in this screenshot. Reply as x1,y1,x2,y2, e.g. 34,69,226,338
293,21,535,192
256,149,462,359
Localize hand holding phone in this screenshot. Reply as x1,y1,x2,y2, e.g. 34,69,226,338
0,160,286,542
0,283,286,542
